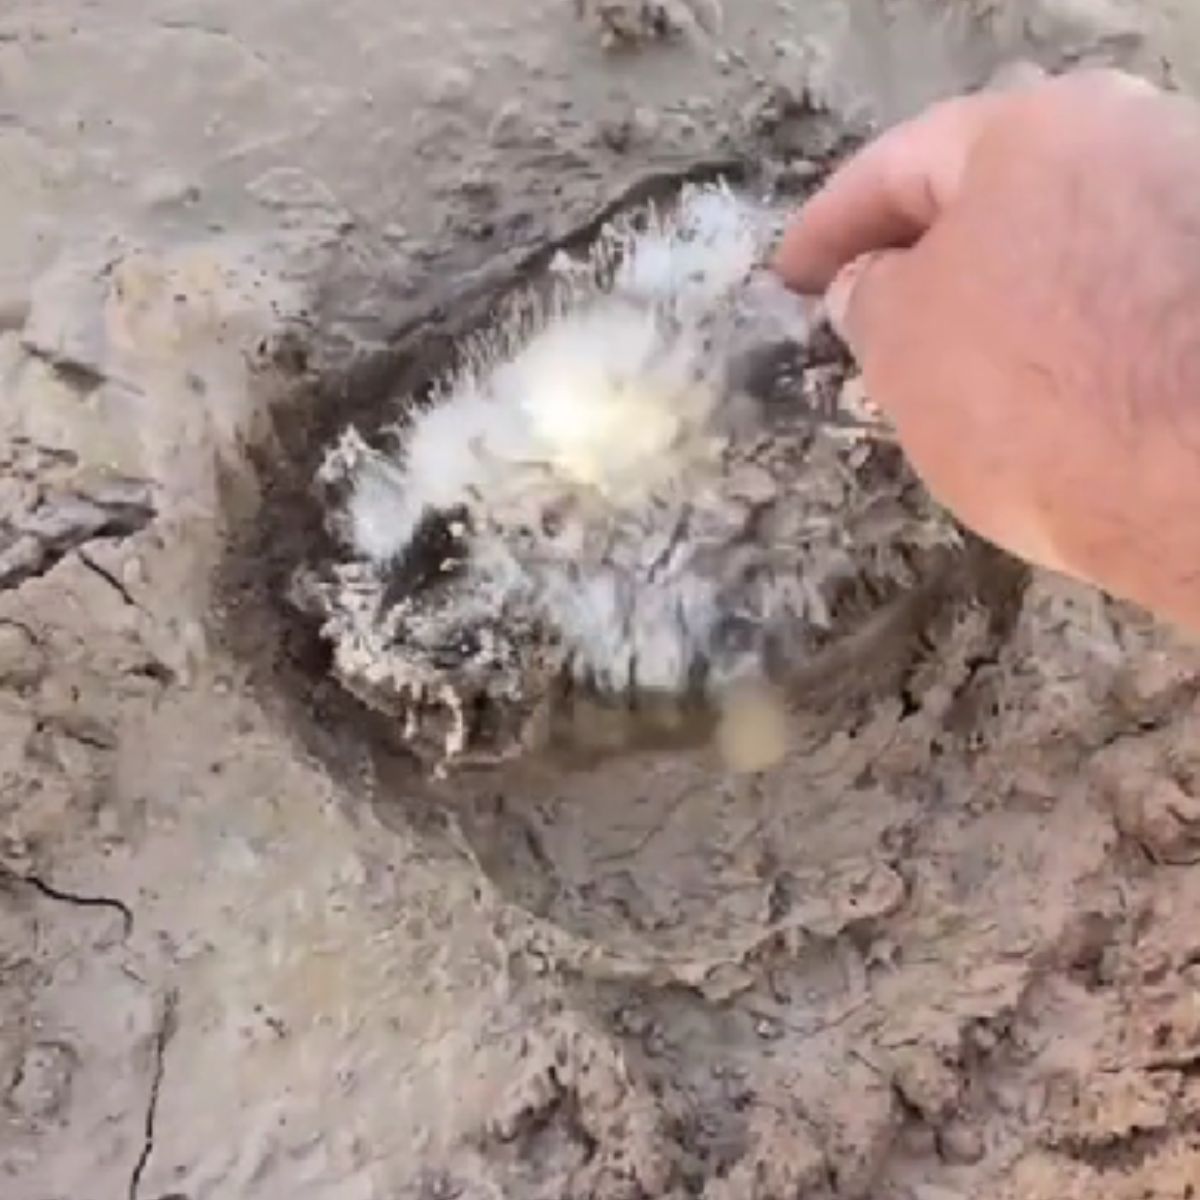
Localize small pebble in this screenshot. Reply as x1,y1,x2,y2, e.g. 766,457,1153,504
774,158,822,191
754,1015,783,1041
939,1122,984,1165
966,1029,996,1060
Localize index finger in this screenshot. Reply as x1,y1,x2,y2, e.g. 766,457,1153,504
772,90,1008,293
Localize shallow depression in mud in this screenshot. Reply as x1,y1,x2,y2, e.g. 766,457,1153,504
218,164,1027,985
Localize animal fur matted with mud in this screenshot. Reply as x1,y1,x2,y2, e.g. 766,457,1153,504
298,185,959,769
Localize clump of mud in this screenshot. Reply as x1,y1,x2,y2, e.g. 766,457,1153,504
574,0,723,51
296,184,960,772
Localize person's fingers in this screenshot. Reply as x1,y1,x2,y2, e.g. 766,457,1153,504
771,89,1011,293
824,250,894,350
774,67,1161,296
823,247,918,387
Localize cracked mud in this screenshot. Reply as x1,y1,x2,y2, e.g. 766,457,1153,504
6,2,1200,1200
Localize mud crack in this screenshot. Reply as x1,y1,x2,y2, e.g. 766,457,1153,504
77,547,145,609
129,988,179,1200
1051,1124,1180,1175
0,482,155,591
2,865,134,937
20,343,108,393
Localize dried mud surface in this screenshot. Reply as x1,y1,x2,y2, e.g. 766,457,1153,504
6,2,1200,1199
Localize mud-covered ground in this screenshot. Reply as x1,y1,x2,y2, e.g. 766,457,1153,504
7,2,1200,1199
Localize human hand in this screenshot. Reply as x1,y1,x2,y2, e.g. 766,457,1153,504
774,69,1200,633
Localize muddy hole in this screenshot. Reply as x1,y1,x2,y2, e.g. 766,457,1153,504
219,155,1029,980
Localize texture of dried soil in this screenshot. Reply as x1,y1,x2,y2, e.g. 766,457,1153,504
6,2,1200,1199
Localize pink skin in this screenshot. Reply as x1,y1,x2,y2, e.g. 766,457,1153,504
773,69,1200,634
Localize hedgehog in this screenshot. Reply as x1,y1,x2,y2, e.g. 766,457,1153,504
298,184,961,773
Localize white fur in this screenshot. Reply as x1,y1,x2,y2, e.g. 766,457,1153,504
347,185,777,564
310,181,954,767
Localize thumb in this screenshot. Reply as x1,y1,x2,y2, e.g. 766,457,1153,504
825,248,911,366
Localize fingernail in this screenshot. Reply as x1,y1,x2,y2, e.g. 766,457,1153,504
825,253,876,344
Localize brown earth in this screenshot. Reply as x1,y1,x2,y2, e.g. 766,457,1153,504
6,2,1200,1198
